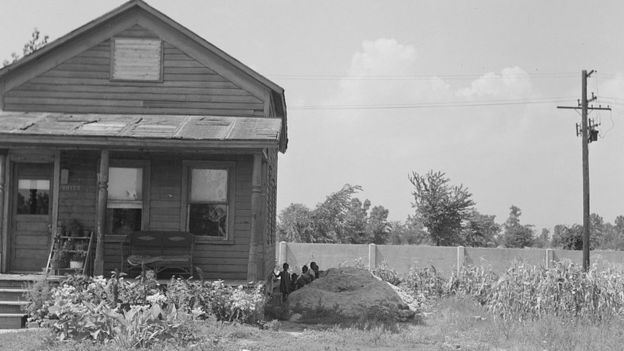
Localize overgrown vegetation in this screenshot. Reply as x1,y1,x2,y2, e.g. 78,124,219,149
374,260,624,323
21,260,624,349
25,273,266,347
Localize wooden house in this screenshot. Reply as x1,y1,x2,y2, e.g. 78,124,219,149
0,0,287,281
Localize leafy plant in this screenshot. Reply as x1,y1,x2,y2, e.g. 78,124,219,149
373,261,402,286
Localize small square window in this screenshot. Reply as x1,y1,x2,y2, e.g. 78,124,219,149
17,179,50,214
112,38,162,81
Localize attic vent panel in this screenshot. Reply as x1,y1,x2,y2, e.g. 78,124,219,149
112,38,162,81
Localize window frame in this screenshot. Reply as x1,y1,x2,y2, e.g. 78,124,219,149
110,37,164,82
180,161,236,244
105,160,151,233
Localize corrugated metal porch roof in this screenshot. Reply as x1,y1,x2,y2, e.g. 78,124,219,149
0,112,281,146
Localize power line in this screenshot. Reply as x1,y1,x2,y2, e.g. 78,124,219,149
269,71,598,81
290,97,575,111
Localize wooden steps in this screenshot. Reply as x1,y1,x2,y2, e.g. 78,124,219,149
0,274,61,330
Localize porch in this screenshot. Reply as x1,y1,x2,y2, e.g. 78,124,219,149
0,112,279,282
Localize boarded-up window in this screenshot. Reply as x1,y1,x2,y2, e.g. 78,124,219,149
112,38,162,81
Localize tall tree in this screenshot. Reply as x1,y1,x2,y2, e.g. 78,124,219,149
552,224,583,250
277,203,314,242
501,205,534,248
312,184,363,243
344,198,371,243
461,210,500,247
367,205,391,244
2,28,49,67
409,170,474,246
551,213,611,250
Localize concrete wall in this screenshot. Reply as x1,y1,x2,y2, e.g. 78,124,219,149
277,242,624,277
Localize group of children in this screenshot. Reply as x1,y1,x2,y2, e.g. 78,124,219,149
274,261,320,301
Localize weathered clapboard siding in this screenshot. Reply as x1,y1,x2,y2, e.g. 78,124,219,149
98,153,253,280
57,151,99,233
4,25,265,117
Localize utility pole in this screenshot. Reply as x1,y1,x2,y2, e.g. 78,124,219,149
557,70,610,271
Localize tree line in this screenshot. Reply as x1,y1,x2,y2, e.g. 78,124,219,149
277,170,624,250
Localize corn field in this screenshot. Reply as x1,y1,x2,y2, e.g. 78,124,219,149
381,260,624,322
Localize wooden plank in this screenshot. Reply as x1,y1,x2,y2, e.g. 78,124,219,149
163,66,216,74
26,76,241,89
18,83,249,95
162,73,228,82
65,54,110,64
0,154,4,273
163,60,207,68
7,90,262,103
52,151,60,239
94,150,109,275
149,200,179,208
54,63,110,72
41,70,110,79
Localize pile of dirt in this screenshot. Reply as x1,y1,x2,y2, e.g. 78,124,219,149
286,267,416,323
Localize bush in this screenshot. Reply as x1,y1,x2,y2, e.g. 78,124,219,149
27,273,267,346
23,278,55,325
373,262,402,286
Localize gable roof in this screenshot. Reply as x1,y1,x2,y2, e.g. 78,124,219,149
0,0,288,152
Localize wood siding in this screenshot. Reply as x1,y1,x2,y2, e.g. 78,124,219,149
3,25,265,117
58,151,99,233
50,150,252,279
97,152,253,280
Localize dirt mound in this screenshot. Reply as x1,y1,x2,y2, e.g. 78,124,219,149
286,267,415,323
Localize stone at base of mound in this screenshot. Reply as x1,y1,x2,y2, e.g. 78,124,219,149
287,267,416,323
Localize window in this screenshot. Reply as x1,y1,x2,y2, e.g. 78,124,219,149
107,166,144,234
183,162,234,240
111,38,162,81
17,179,50,214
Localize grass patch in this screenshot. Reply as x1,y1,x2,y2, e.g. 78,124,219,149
10,297,624,350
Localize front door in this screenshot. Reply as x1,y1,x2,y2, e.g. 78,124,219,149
9,163,53,272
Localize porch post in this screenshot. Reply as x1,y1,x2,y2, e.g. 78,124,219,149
0,153,5,273
247,153,265,281
94,150,109,276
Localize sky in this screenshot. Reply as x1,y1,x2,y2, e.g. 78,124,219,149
2,1,624,232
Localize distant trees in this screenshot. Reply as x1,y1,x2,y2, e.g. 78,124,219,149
409,170,475,246
550,213,624,251
462,210,500,247
276,171,624,251
2,28,48,67
387,216,430,245
276,203,314,243
551,224,583,250
277,184,390,244
500,205,535,248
